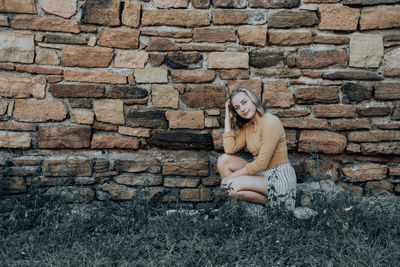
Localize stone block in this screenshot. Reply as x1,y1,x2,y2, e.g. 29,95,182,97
212,129,224,151
0,31,34,63
44,34,86,45
296,49,347,69
268,10,318,28
278,109,310,118
166,110,205,129
298,130,347,154
142,10,210,27
93,99,124,125
151,85,179,109
295,86,339,104
81,0,120,26
38,126,91,149
238,26,268,46
0,122,36,131
360,7,400,30
268,30,312,46
50,84,105,98
314,35,350,45
342,164,387,182
350,34,383,68
349,131,400,143
98,28,140,49
126,109,168,128
91,134,139,149
163,161,209,176
148,130,213,150
323,70,383,81
249,50,283,68
229,80,262,97
208,52,249,69
182,85,226,108
107,86,148,99
165,52,203,69
219,70,249,80
70,109,94,125
193,0,211,8
318,5,360,31
114,160,161,173
213,10,267,25
39,0,76,18
314,105,357,118
97,184,135,200
171,70,215,83
344,0,400,5
134,69,168,84
62,47,113,68
366,181,394,195
64,70,126,85
330,119,371,131
281,119,328,129
193,28,236,43
118,127,150,138
375,83,400,100
114,173,162,186
0,75,45,99
35,47,59,65
0,0,36,13
122,1,141,27
11,16,79,33
164,178,200,188
180,188,213,202
0,132,31,148
361,143,400,155
263,81,294,108
358,106,391,117
146,38,179,52
341,82,372,103
249,0,300,8
13,100,67,122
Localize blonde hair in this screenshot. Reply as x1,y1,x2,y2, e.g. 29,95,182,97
229,87,265,129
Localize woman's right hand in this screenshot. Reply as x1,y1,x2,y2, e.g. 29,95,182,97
225,99,233,120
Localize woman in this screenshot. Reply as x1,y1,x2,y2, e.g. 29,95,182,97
218,87,316,218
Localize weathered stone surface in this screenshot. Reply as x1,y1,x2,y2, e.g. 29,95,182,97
211,129,224,150
295,86,339,104
330,119,371,131
126,110,168,128
91,135,139,149
45,187,94,203
11,16,79,33
0,100,7,115
219,70,249,80
314,35,350,45
150,54,165,67
344,0,400,5
263,81,294,108
163,161,208,177
360,7,400,30
166,110,204,129
38,126,91,148
114,160,161,173
115,173,162,186
323,70,384,81
341,83,372,103
69,99,94,109
64,70,126,85
148,130,213,150
134,69,168,84
384,48,400,77
50,84,104,98
0,31,34,63
361,143,400,155
238,26,267,46
146,38,179,52
281,118,328,129
152,85,179,108
171,70,215,83
122,1,140,27
393,105,400,121
304,159,339,181
154,0,189,8
374,122,400,130
285,129,297,151
15,65,62,75
0,75,45,99
93,99,124,125
249,50,283,68
296,49,347,69
268,30,312,45
70,109,94,125
44,34,86,44
0,0,36,13
318,5,360,31
164,177,200,188
118,127,150,138
347,143,361,153
278,109,311,118
107,86,148,99
214,0,246,8
39,0,76,18
181,44,224,52
298,130,347,154
193,0,211,8
205,117,219,128
269,10,318,28
254,68,301,78
350,34,383,68
0,132,31,148
213,10,267,25
342,164,387,182
62,47,113,68
375,83,400,100
182,85,226,108
43,159,92,177
208,52,248,69
98,28,140,49
114,51,148,69
0,15,7,26
228,80,262,97
0,122,36,131
358,106,392,117
349,131,400,143
193,28,236,43
35,47,59,65
82,0,120,26
98,184,135,200
142,10,210,27
180,188,213,202
249,0,300,8
366,181,394,195
314,105,357,118
13,100,67,122
165,52,203,69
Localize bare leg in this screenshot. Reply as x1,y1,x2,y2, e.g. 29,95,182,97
217,154,249,178
221,175,268,205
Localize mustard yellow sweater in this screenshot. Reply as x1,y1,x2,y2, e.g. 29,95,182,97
222,113,289,175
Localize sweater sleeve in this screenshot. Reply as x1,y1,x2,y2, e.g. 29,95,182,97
245,116,283,175
222,129,246,155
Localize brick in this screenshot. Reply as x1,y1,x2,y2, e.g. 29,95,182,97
62,47,113,68
350,34,383,68
114,160,161,173
38,126,91,149
64,70,126,85
94,99,124,125
213,10,267,25
263,81,294,108
299,130,346,154
162,161,209,176
323,70,384,81
296,49,347,69
122,1,141,28
193,28,236,43
15,65,62,75
295,86,339,104
0,131,31,148
0,0,36,13
0,122,36,131
282,118,328,129
208,52,248,69
146,38,179,52
180,188,213,202
126,109,167,128
118,127,150,138
151,85,179,108
107,86,148,99
349,131,400,143
314,105,357,118
342,164,387,182
142,10,210,27
81,0,120,26
154,0,189,8
314,35,350,45
148,130,213,150
341,82,372,103
35,47,59,65
13,100,67,122
50,84,105,98
97,184,135,200
134,69,168,84
269,30,312,46
39,0,76,18
361,143,400,155
91,134,139,149
11,16,79,33
98,28,139,49
114,51,148,69
278,109,310,118
229,80,262,97
115,173,162,186
70,109,94,125
165,52,203,69
193,0,210,8
166,110,204,129
358,106,391,117
182,85,225,108
318,5,360,31
249,50,283,68
330,119,371,131
171,70,215,83
360,7,400,30
375,83,400,100
219,70,249,80
269,10,318,28
0,31,34,64
249,0,300,8
0,75,45,99
44,34,86,45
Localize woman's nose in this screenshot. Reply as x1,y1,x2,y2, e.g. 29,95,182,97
240,105,245,111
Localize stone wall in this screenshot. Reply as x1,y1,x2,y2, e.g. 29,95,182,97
0,0,399,204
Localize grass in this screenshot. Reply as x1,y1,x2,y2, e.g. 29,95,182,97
0,185,399,267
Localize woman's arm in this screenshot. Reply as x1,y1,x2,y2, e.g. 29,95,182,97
222,100,246,154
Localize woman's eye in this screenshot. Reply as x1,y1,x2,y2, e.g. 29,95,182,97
235,106,239,111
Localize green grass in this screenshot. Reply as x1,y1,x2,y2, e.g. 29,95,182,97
0,187,399,266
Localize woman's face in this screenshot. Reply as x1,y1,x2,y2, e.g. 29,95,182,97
231,92,257,120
